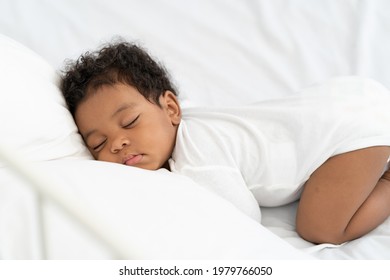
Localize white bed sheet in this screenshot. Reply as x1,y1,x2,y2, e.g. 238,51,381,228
1,0,390,259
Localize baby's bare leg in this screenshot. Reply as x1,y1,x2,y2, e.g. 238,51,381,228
296,146,390,244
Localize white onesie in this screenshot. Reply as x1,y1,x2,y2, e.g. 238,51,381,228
168,77,390,222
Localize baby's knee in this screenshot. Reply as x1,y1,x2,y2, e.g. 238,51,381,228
296,216,346,245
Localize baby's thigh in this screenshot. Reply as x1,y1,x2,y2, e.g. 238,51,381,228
296,146,390,241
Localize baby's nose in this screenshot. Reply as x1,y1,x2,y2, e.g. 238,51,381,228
111,137,130,153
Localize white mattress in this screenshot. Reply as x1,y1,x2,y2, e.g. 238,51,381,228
1,0,390,259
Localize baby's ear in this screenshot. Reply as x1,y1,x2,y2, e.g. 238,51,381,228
161,91,181,125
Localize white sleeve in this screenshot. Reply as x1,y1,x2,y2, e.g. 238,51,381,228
173,164,262,222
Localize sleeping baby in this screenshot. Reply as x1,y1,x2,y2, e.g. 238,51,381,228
61,41,390,245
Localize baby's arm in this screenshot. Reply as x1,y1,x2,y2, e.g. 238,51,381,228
296,146,390,244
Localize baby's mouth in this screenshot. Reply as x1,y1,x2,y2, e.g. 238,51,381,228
123,154,143,166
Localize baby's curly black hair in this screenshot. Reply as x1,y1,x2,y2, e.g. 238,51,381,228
60,41,178,116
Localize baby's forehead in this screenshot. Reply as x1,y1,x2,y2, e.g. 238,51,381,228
82,82,164,113
86,81,130,95
87,82,160,106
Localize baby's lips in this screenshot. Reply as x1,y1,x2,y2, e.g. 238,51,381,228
124,154,143,166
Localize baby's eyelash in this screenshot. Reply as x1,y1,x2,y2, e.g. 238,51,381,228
124,115,140,128
93,140,106,151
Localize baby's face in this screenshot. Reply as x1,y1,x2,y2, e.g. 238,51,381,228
75,83,181,170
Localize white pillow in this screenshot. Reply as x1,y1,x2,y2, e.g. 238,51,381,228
35,159,312,259
0,34,90,164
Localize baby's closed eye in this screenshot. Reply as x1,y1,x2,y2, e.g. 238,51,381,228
90,139,107,152
122,114,140,128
